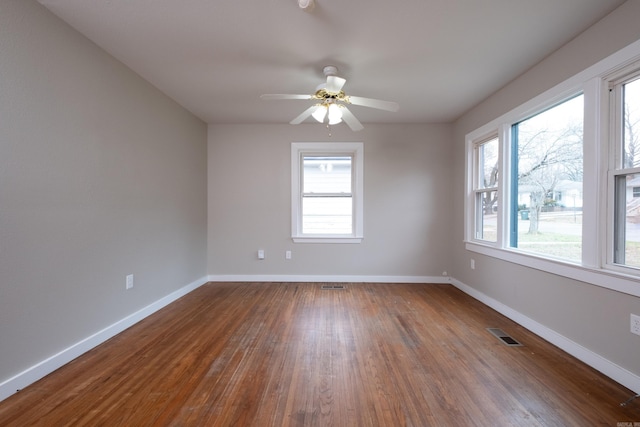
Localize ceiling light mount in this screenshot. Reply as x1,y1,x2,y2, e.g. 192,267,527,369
322,65,338,77
298,0,315,12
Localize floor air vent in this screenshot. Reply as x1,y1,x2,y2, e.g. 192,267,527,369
487,328,523,347
321,284,346,290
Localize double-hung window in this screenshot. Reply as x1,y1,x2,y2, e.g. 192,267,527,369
610,69,640,269
472,135,499,242
291,142,363,243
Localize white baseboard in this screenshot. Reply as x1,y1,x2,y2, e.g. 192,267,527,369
207,274,449,284
6,274,635,405
0,276,208,403
450,277,640,395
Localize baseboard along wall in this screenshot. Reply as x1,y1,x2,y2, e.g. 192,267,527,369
1,274,638,403
0,276,208,402
449,278,640,395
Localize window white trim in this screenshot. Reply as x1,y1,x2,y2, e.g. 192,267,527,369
291,142,364,243
465,38,640,298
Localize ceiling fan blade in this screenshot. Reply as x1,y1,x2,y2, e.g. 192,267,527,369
347,95,399,112
340,106,364,131
326,76,346,93
290,105,320,125
260,94,312,100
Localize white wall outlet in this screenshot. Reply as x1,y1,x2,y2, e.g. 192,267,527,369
631,314,640,336
257,249,265,260
470,259,475,270
126,274,134,290
285,250,292,260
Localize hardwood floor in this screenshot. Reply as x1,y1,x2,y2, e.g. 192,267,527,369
0,282,638,426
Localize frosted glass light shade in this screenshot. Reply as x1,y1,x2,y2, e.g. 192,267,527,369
312,105,327,123
328,103,343,125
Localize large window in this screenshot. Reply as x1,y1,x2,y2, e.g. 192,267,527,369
465,38,640,298
468,95,584,263
511,95,584,262
291,142,363,243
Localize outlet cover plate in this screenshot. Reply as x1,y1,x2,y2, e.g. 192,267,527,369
631,314,640,336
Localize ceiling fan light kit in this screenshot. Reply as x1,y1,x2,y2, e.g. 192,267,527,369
260,65,398,132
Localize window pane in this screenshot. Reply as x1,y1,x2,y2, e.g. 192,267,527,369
512,95,583,262
475,190,497,242
623,77,640,168
614,173,640,268
302,197,352,234
303,156,352,194
479,137,498,189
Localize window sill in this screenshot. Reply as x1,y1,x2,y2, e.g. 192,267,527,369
465,241,640,298
293,236,363,244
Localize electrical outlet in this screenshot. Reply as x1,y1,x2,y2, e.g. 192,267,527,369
285,250,292,260
631,314,640,336
470,259,475,270
126,274,134,290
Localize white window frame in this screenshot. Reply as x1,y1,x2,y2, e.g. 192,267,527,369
464,38,640,299
291,142,364,243
605,64,640,273
470,133,501,244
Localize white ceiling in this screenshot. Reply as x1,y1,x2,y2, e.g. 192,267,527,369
38,0,626,125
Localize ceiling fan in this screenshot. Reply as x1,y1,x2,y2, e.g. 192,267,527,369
260,65,399,131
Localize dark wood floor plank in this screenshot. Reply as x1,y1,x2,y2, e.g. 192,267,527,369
0,282,638,426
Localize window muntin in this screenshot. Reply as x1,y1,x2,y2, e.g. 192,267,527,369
511,94,584,262
611,73,640,269
291,142,363,243
472,136,499,242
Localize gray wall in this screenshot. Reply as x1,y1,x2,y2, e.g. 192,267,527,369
451,0,640,379
208,123,453,278
4,0,639,402
0,1,207,385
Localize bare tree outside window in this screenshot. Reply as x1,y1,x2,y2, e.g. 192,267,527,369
624,78,640,168
513,95,584,261
474,137,499,241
